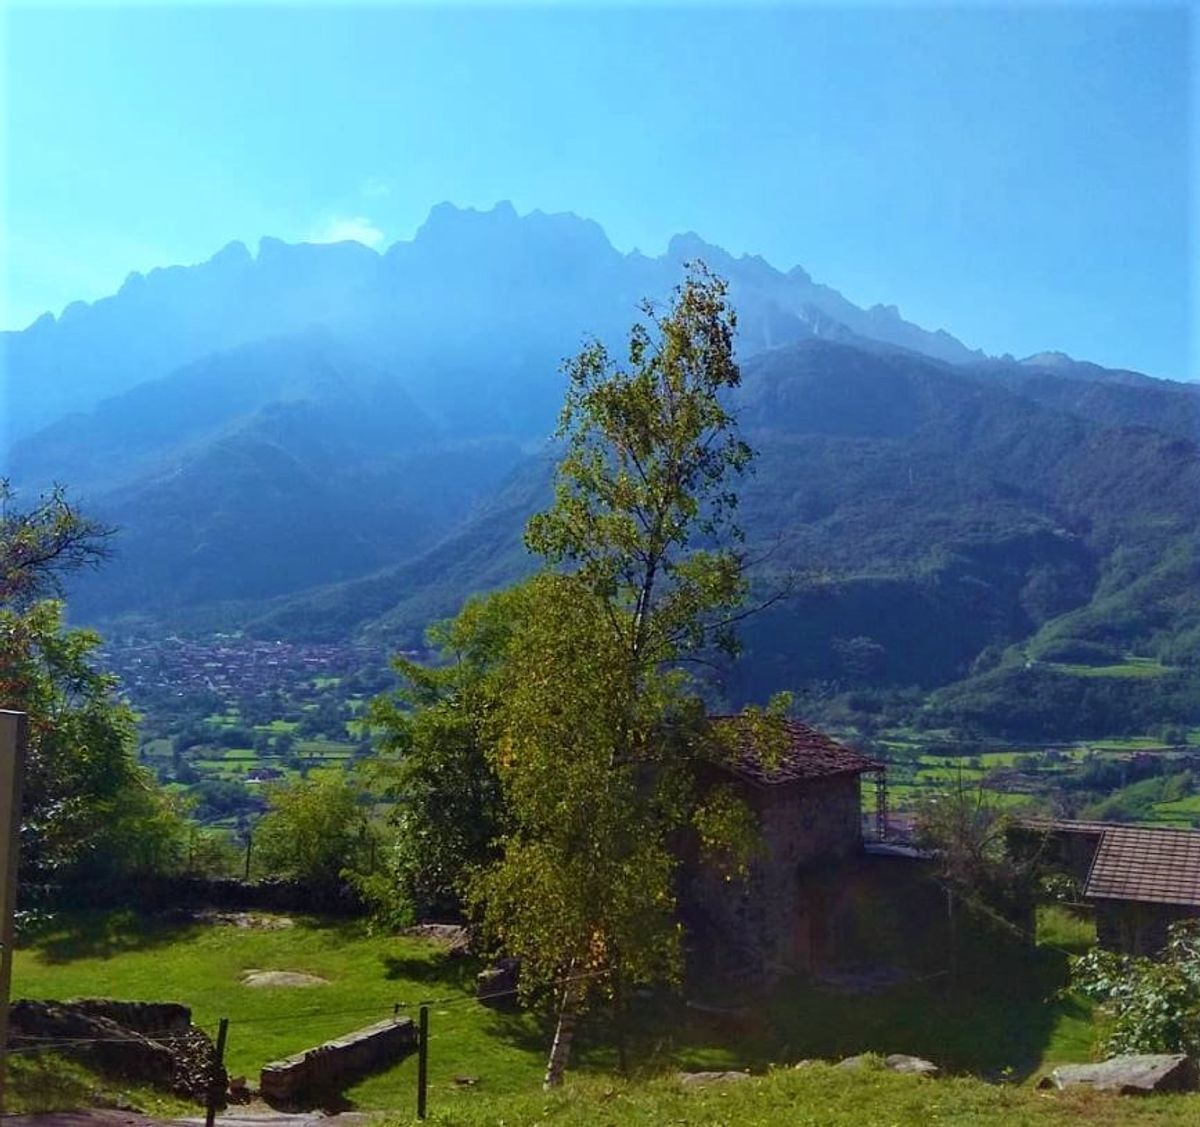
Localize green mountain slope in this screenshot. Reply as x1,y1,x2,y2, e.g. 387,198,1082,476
238,340,1199,733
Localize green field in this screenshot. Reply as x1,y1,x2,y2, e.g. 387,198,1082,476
406,1064,1200,1126
1046,657,1172,680
9,906,1104,1116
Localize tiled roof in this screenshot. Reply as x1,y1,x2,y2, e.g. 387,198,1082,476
1086,825,1200,909
710,716,885,786
1017,819,1200,909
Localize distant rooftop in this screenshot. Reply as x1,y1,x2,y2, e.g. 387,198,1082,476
710,715,885,786
1019,819,1200,910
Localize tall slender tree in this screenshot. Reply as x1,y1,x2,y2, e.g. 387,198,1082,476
472,265,763,1087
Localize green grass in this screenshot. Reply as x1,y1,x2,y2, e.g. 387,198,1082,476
1148,794,1200,826
12,912,546,1110
394,1064,1200,1126
296,738,356,756
7,1051,197,1117
12,906,1105,1115
1046,658,1170,680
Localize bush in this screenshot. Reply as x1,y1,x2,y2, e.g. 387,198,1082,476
1072,920,1200,1056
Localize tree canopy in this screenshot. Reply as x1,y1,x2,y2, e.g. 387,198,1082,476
1,485,186,906
478,266,762,1085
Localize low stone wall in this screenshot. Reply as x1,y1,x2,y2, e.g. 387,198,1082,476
66,1000,192,1037
8,999,223,1100
260,1016,417,1104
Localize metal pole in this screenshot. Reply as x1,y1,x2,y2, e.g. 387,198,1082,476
417,1004,429,1119
0,711,29,1117
205,1017,229,1127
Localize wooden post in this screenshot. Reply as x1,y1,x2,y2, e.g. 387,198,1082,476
416,1004,429,1119
205,1017,229,1127
0,712,28,1116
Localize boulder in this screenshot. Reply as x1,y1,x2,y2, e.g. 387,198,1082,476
837,1053,939,1077
1044,1054,1197,1095
678,1070,752,1086
476,958,520,1008
885,1054,940,1078
836,1054,877,1070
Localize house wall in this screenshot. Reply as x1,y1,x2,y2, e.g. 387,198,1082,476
1094,900,1199,956
683,774,864,983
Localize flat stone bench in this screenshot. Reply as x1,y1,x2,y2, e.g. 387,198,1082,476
260,1016,417,1104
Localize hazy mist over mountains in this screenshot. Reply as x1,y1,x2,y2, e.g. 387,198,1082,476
4,201,988,445
4,200,1197,727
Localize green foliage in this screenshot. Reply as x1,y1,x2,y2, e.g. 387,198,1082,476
1,600,191,895
1072,921,1200,1056
913,778,1036,920
365,597,514,918
1080,770,1195,823
0,485,195,903
465,575,696,999
523,261,751,664
0,480,112,607
254,771,373,890
468,268,763,1029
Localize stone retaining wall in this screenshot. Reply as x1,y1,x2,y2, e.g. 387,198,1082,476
260,1016,417,1104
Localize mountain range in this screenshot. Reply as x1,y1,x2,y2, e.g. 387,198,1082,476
4,202,1197,738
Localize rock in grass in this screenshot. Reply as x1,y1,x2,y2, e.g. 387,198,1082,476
1044,1054,1197,1095
837,1053,939,1076
678,1070,752,1086
836,1054,878,1070
884,1054,940,1077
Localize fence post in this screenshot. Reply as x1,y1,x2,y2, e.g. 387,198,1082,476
205,1017,229,1127
417,1004,429,1119
0,711,29,1117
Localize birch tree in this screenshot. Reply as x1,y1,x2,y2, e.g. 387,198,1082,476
471,265,760,1087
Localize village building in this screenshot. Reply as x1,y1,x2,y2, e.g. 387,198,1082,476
1013,819,1200,955
682,716,891,983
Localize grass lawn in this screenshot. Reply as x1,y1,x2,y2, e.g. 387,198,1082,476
400,1065,1200,1126
11,906,1103,1115
11,912,547,1111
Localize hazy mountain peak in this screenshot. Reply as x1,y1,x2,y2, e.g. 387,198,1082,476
666,230,728,264
1022,350,1075,368
210,239,253,267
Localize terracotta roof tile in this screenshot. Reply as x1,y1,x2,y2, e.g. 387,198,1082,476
1086,825,1200,909
710,716,885,786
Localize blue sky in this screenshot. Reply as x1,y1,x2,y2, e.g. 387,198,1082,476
2,1,1194,378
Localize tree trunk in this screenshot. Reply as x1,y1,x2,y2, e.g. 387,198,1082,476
543,968,584,1090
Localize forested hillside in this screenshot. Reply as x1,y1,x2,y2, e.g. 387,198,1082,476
4,204,1197,738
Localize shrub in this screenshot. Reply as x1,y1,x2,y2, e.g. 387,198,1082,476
1072,920,1200,1056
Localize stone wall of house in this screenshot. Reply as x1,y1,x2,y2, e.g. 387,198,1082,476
1095,900,1198,956
683,775,865,984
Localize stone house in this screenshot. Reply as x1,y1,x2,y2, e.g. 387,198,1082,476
681,716,887,983
1013,819,1200,955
